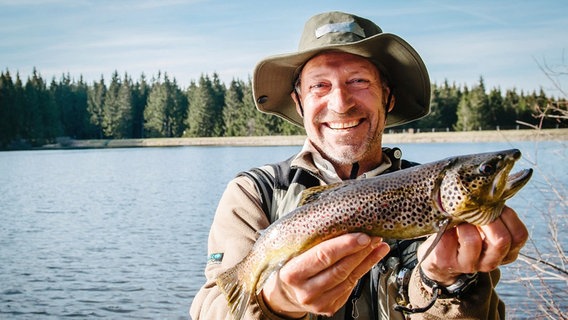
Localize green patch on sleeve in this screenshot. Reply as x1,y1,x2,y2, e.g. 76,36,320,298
208,252,224,264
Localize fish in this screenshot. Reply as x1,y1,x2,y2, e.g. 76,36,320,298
216,149,533,319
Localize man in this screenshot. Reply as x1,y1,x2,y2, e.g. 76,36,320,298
190,11,528,319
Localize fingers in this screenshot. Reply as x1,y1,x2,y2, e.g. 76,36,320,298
419,226,479,285
273,233,389,316
498,206,529,264
420,206,528,284
454,224,483,273
284,233,386,282
478,206,528,269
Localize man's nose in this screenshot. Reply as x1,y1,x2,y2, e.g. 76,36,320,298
326,85,354,114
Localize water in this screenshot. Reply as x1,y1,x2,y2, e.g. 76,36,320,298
0,141,566,319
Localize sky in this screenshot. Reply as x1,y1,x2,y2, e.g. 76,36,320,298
1,0,567,96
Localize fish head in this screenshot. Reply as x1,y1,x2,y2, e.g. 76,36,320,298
436,149,533,225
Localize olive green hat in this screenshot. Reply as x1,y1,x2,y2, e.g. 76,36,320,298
252,11,430,128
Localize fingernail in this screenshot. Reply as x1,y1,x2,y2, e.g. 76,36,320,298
370,237,383,248
357,234,371,245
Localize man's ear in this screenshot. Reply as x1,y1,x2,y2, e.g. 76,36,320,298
385,90,395,113
387,93,395,113
291,91,304,117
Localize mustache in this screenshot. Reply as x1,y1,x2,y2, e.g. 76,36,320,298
315,109,366,123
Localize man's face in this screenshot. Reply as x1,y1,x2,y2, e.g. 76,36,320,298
292,51,390,166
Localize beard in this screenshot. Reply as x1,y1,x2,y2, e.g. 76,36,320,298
318,129,383,166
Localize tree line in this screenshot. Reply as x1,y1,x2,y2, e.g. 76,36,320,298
0,68,565,149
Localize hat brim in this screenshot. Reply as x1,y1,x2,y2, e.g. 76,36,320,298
253,32,430,128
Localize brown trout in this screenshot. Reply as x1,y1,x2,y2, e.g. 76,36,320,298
217,149,533,319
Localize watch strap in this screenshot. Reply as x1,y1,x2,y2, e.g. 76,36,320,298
419,267,478,298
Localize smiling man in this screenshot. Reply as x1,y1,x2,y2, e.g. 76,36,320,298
291,51,391,179
190,11,528,319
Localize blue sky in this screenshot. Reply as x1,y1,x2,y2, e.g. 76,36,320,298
1,0,567,96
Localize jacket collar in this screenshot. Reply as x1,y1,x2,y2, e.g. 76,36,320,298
291,139,393,184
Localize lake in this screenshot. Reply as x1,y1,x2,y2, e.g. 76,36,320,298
0,140,566,319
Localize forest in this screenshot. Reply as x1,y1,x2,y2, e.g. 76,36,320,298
0,68,565,149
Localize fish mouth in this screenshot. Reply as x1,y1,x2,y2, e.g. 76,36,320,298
490,149,529,199
502,168,533,200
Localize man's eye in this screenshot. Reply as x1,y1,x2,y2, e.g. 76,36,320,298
348,79,371,89
310,83,327,89
309,83,331,93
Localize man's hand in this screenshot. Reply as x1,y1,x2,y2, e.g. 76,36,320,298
419,205,528,286
261,233,389,318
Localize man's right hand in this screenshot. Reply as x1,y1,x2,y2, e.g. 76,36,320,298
260,233,389,318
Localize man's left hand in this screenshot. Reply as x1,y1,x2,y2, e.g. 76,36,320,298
418,205,528,286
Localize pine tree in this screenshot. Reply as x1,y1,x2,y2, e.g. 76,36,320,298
185,74,217,137
455,78,488,130
144,75,167,137
0,71,16,146
73,77,94,139
22,69,60,146
52,74,75,137
87,76,106,139
487,87,504,129
502,89,522,129
222,79,245,136
116,73,133,138
242,81,260,135
132,74,149,138
102,71,132,138
211,73,226,136
144,73,187,137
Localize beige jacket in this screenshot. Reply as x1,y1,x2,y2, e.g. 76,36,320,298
190,142,505,319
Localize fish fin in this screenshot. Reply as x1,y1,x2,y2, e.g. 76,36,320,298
216,264,253,320
255,261,284,295
299,183,342,206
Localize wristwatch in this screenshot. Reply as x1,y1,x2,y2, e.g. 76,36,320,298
419,267,479,299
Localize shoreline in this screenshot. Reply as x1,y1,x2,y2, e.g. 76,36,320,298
40,128,568,149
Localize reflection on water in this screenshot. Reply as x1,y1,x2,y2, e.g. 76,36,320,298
0,141,565,319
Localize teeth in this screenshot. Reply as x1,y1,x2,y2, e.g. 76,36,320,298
328,120,359,129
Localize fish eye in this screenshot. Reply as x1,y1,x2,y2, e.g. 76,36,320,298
478,163,495,175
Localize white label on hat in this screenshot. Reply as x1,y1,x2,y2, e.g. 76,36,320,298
315,21,365,39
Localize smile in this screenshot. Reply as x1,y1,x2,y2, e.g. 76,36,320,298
326,119,362,130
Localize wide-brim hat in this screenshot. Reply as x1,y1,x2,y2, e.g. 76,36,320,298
253,11,430,128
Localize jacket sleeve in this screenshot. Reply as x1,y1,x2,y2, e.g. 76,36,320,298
407,267,505,319
189,176,310,320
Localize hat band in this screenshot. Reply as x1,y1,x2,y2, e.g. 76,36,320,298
315,20,365,39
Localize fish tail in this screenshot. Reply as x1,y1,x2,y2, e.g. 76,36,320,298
216,263,253,320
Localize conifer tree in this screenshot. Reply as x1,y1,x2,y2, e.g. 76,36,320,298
211,73,226,136
222,79,245,136
241,81,260,135
185,74,217,137
52,73,79,138
168,77,188,137
502,89,522,129
144,74,168,137
87,76,106,139
102,71,132,138
0,71,16,146
73,77,93,139
22,69,60,145
144,73,187,137
455,78,489,130
132,74,149,138
487,87,504,129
